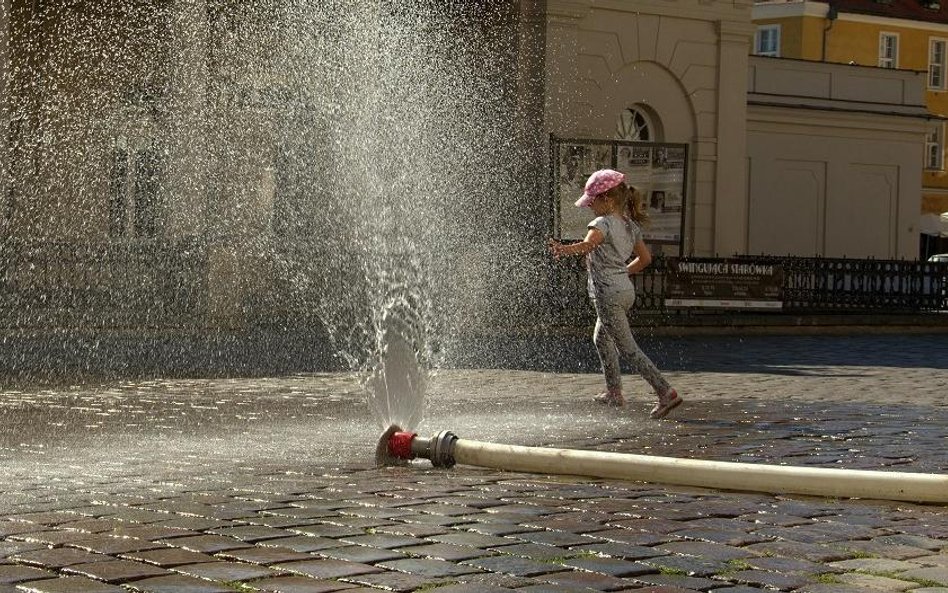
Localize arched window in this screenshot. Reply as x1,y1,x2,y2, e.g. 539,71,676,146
616,107,653,142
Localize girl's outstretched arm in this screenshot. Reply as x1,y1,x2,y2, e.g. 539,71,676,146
549,228,604,259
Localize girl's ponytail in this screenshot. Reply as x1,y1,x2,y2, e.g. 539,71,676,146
626,185,651,228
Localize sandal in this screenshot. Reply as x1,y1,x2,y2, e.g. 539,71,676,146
649,388,682,419
593,390,625,407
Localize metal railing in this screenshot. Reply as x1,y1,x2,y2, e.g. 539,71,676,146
550,254,948,315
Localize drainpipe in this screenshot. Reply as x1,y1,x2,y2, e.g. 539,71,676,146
822,4,838,62
380,428,948,504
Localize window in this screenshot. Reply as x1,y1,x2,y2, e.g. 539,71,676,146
616,107,652,141
926,124,944,171
754,25,781,57
930,39,947,89
108,143,163,238
879,33,899,68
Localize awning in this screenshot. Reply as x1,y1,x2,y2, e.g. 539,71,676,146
920,211,948,237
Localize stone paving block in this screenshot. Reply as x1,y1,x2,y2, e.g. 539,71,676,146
8,530,91,546
461,555,568,577
656,541,755,562
337,533,423,549
273,559,383,579
452,571,535,589
900,567,948,586
670,528,770,547
0,565,55,584
107,526,198,541
917,555,948,568
426,584,513,593
835,572,919,590
216,546,312,566
61,559,171,582
155,534,251,554
0,524,40,538
66,534,163,554
643,553,730,578
342,570,444,592
736,513,812,527
121,574,235,593
372,523,449,538
259,536,345,553
570,542,664,561
744,541,852,563
10,547,114,568
609,518,686,535
517,530,604,548
6,513,80,527
427,532,518,548
829,558,925,573
591,529,673,547
317,544,407,564
398,542,493,562
121,547,217,567
491,543,578,562
152,517,236,531
535,567,634,591
515,585,617,593
0,543,45,561
248,575,360,592
713,587,770,593
876,536,947,551
376,557,483,578
463,522,540,536
835,541,934,560
631,573,722,590
561,556,654,577
726,568,814,590
172,560,285,582
289,524,363,539
747,555,836,574
207,525,293,542
14,576,127,593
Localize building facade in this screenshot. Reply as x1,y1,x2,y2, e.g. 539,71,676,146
753,0,948,255
0,0,938,336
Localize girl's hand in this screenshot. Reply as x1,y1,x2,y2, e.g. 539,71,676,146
548,239,564,259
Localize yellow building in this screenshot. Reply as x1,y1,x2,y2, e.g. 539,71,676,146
753,0,948,256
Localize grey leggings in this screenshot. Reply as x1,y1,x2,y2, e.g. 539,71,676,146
592,289,670,395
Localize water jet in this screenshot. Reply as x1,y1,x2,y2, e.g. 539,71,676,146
378,426,948,504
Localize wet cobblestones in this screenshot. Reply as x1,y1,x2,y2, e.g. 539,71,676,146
0,334,946,591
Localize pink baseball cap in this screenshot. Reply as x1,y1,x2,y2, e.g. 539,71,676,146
575,169,625,207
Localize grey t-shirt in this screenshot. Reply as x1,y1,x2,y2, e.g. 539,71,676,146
586,214,643,298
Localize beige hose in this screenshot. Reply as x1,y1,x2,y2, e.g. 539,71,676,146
453,439,948,504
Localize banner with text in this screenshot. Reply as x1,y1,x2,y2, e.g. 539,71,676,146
665,259,785,309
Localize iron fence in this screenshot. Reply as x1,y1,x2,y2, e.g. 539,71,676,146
550,254,948,316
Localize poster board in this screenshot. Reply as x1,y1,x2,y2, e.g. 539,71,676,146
664,259,785,309
551,136,688,257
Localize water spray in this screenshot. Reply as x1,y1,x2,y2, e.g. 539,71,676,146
377,425,948,504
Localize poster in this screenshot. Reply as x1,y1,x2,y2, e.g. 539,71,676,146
552,137,688,255
664,259,785,309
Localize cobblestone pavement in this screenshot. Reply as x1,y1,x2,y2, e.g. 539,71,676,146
0,334,945,592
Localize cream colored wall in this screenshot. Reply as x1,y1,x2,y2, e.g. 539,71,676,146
545,0,754,256
747,58,928,258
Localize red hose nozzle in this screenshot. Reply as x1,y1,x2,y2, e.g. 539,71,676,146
389,431,417,460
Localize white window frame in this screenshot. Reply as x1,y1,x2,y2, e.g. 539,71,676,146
930,38,947,90
926,123,944,171
754,25,781,57
879,32,899,69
